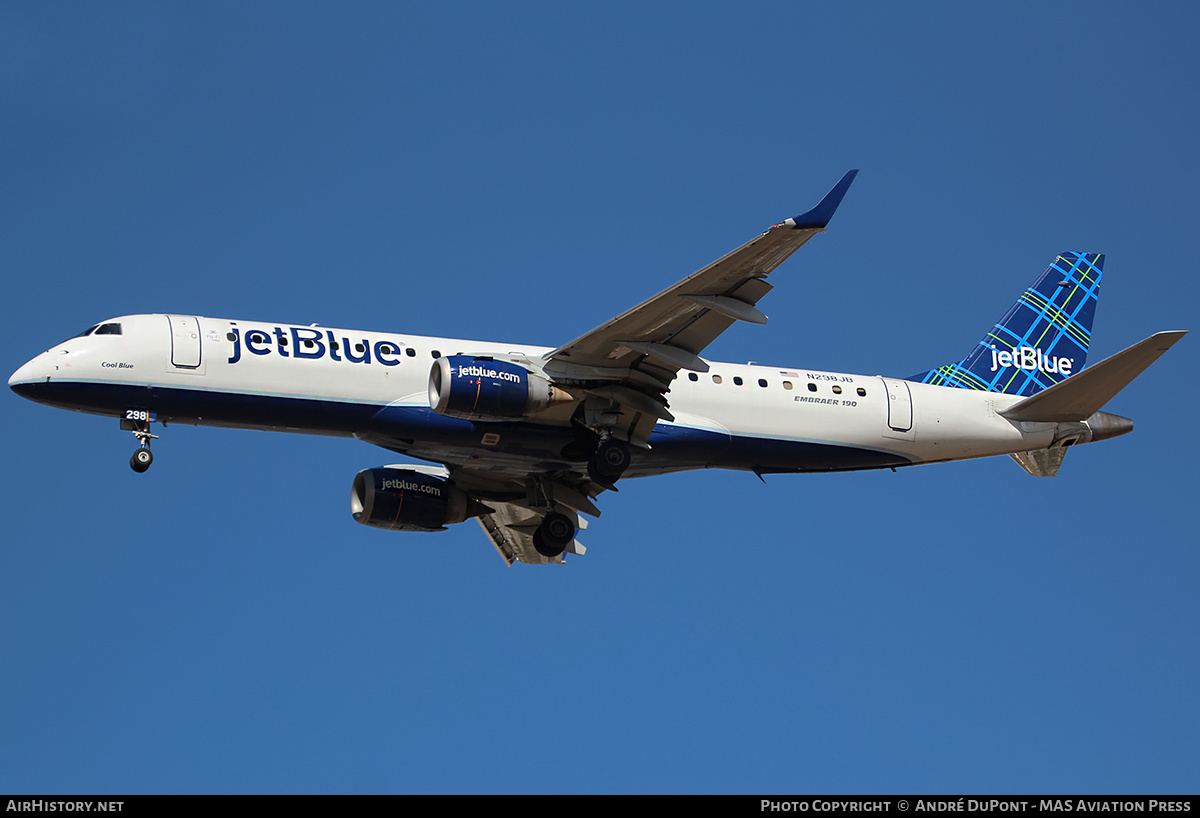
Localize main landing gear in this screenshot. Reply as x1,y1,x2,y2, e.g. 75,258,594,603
587,437,630,487
532,436,624,557
533,511,576,559
562,411,633,488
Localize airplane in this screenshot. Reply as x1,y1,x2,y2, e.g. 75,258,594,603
8,171,1186,566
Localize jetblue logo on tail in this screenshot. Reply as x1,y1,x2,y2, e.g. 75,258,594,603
907,252,1102,397
989,346,1073,376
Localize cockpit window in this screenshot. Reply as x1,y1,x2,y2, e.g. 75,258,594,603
64,322,121,344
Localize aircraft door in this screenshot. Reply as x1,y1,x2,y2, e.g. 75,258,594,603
880,377,914,441
167,315,204,371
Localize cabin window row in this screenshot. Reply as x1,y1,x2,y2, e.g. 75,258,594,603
686,371,867,397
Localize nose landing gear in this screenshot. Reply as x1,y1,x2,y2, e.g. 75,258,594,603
121,414,159,473
130,446,154,473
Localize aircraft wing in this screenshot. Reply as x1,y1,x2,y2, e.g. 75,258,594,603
542,170,857,444
398,173,859,563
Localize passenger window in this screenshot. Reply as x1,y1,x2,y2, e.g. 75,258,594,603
712,374,722,384
278,335,288,346
807,383,817,392
226,332,236,342
431,350,441,359
783,381,793,390
733,376,743,386
94,323,122,335
355,343,365,353
857,387,867,397
303,339,315,348
832,385,842,395
688,373,698,381
406,347,416,358
758,379,768,388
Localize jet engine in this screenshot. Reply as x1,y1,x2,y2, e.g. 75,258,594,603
428,355,571,421
351,468,490,532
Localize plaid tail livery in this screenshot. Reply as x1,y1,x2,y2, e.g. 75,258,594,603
909,252,1102,396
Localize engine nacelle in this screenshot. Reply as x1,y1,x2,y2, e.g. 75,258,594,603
351,468,488,532
428,355,571,421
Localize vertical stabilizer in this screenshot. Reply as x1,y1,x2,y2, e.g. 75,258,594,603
910,252,1103,396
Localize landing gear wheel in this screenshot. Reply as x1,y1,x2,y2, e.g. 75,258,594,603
124,417,159,473
588,438,630,485
532,511,575,558
130,447,153,473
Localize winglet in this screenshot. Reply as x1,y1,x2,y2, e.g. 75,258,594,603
786,169,859,229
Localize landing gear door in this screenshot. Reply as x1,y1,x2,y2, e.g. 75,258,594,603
880,377,915,441
166,315,205,373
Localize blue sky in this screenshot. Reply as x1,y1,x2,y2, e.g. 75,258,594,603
3,2,1198,794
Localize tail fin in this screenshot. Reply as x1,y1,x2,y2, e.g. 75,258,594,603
909,252,1103,396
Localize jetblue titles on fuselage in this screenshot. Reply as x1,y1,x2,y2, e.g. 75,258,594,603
225,324,407,366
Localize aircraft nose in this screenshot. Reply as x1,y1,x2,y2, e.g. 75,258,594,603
11,359,33,387
9,355,48,397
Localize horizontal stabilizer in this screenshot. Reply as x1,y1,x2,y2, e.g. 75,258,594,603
1000,331,1186,422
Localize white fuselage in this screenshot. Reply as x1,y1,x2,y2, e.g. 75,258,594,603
9,313,1061,476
